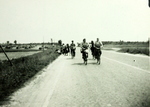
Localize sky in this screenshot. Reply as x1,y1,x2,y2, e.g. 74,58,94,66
0,0,150,44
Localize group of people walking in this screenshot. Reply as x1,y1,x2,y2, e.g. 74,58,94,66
90,38,103,61
60,38,103,65
61,40,76,58
80,38,103,65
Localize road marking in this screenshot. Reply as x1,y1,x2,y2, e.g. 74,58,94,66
103,56,150,74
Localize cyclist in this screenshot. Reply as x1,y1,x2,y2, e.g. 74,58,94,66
81,38,89,65
70,40,76,58
94,38,103,64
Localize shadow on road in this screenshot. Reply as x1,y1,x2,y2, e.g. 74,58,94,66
72,62,99,65
88,58,96,60
88,62,99,65
72,63,84,65
66,58,73,60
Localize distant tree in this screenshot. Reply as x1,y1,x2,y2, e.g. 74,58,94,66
14,40,17,44
119,40,124,45
7,41,9,44
58,40,62,46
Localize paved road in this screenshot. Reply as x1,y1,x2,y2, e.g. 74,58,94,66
2,48,150,107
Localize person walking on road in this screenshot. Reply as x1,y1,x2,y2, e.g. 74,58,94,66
70,40,76,58
94,38,103,64
66,44,70,56
90,41,95,59
81,38,89,65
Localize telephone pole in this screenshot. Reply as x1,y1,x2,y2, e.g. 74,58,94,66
0,45,13,66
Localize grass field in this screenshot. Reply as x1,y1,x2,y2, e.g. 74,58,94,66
0,51,41,61
0,46,60,103
118,47,149,56
103,42,149,56
0,48,40,53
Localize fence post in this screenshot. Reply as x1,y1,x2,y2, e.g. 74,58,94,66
0,45,13,66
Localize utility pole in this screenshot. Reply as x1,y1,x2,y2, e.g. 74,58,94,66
0,45,13,66
51,38,53,45
43,36,44,52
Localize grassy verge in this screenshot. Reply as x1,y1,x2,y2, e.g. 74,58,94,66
118,47,149,56
0,49,40,53
0,47,60,102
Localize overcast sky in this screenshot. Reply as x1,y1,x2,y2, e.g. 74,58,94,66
0,0,149,43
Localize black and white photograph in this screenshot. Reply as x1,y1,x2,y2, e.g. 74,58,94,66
0,0,150,107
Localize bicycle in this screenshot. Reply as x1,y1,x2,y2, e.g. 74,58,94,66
81,48,88,65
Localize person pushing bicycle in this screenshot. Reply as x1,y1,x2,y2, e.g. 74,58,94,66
81,38,89,65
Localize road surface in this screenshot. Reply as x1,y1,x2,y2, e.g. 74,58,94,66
1,48,150,107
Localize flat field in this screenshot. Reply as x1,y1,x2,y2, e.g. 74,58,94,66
103,42,149,56
0,51,41,61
